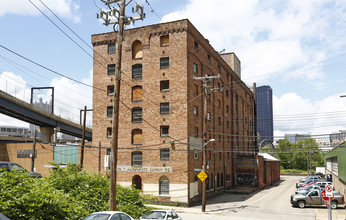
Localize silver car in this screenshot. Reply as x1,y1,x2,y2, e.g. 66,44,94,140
82,211,134,220
140,210,182,220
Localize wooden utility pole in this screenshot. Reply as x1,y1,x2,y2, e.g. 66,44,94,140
80,105,87,168
109,0,125,211
97,0,144,211
31,130,37,172
193,74,220,212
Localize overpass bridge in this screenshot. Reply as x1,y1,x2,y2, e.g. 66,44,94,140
0,90,92,141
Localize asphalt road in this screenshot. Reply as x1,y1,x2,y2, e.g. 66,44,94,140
178,176,317,220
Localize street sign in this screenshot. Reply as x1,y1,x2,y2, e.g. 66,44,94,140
322,189,334,201
325,185,334,197
194,168,204,172
198,171,208,182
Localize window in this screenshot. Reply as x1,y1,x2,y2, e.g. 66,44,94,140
218,117,221,126
107,64,116,75
193,84,198,97
226,90,229,97
207,54,211,64
160,80,169,91
227,152,230,160
132,86,142,101
218,99,221,108
132,64,142,79
132,129,142,145
218,64,221,73
132,107,142,123
160,148,170,160
160,35,169,46
193,63,198,75
132,40,143,59
226,105,229,113
107,106,113,117
160,57,169,69
159,176,169,195
219,152,221,160
193,106,198,116
107,85,114,95
160,102,169,114
132,151,142,166
226,121,229,128
108,43,115,53
194,127,198,137
160,126,169,136
194,41,199,52
54,145,78,164
107,127,112,137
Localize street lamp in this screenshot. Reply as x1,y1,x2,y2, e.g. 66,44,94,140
202,138,215,212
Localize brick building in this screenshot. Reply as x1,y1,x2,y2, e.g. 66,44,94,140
90,19,255,204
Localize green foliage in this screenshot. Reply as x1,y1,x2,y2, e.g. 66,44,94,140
271,138,325,171
0,170,86,220
0,163,151,219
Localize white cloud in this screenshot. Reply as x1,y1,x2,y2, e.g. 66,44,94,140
0,0,81,23
273,92,346,136
161,0,346,83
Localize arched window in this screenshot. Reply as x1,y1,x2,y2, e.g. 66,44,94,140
159,176,169,195
132,175,142,190
132,64,142,79
132,40,143,59
131,151,142,166
132,129,142,145
132,107,142,123
217,173,220,188
132,86,142,101
221,173,224,187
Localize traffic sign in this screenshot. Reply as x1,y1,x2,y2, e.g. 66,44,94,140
322,189,334,201
326,185,333,192
198,171,208,182
325,185,334,197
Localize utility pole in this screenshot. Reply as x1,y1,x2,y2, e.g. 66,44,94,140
31,130,37,172
97,0,144,211
80,106,87,168
193,74,220,212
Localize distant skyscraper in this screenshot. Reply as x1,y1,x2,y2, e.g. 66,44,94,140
256,86,273,143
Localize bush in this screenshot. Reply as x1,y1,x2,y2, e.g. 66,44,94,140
0,163,151,219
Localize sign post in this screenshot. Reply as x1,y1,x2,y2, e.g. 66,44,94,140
322,186,334,220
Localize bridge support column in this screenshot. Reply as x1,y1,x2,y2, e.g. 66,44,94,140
39,127,55,142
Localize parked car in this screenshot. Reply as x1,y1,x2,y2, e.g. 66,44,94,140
140,210,182,220
82,211,135,220
298,175,322,184
296,178,326,188
298,180,331,189
295,184,339,195
290,189,345,209
0,161,42,178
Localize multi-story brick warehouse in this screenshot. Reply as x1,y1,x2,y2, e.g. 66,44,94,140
91,19,256,204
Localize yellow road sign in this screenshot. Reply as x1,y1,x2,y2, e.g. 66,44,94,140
198,171,208,182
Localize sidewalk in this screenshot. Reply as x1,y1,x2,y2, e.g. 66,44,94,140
315,208,346,220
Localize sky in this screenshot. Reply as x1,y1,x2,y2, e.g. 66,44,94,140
1,0,346,140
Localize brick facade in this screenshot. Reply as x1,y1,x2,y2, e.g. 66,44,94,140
90,19,255,205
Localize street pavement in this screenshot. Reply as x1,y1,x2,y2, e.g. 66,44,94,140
149,176,346,220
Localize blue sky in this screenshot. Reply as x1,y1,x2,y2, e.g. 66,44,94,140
1,0,346,140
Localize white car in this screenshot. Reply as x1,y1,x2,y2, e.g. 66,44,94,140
82,211,134,220
140,210,182,220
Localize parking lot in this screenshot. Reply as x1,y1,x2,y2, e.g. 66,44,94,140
152,176,346,220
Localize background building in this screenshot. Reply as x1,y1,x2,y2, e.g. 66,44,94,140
256,85,273,143
330,131,346,146
284,133,311,144
90,19,256,204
